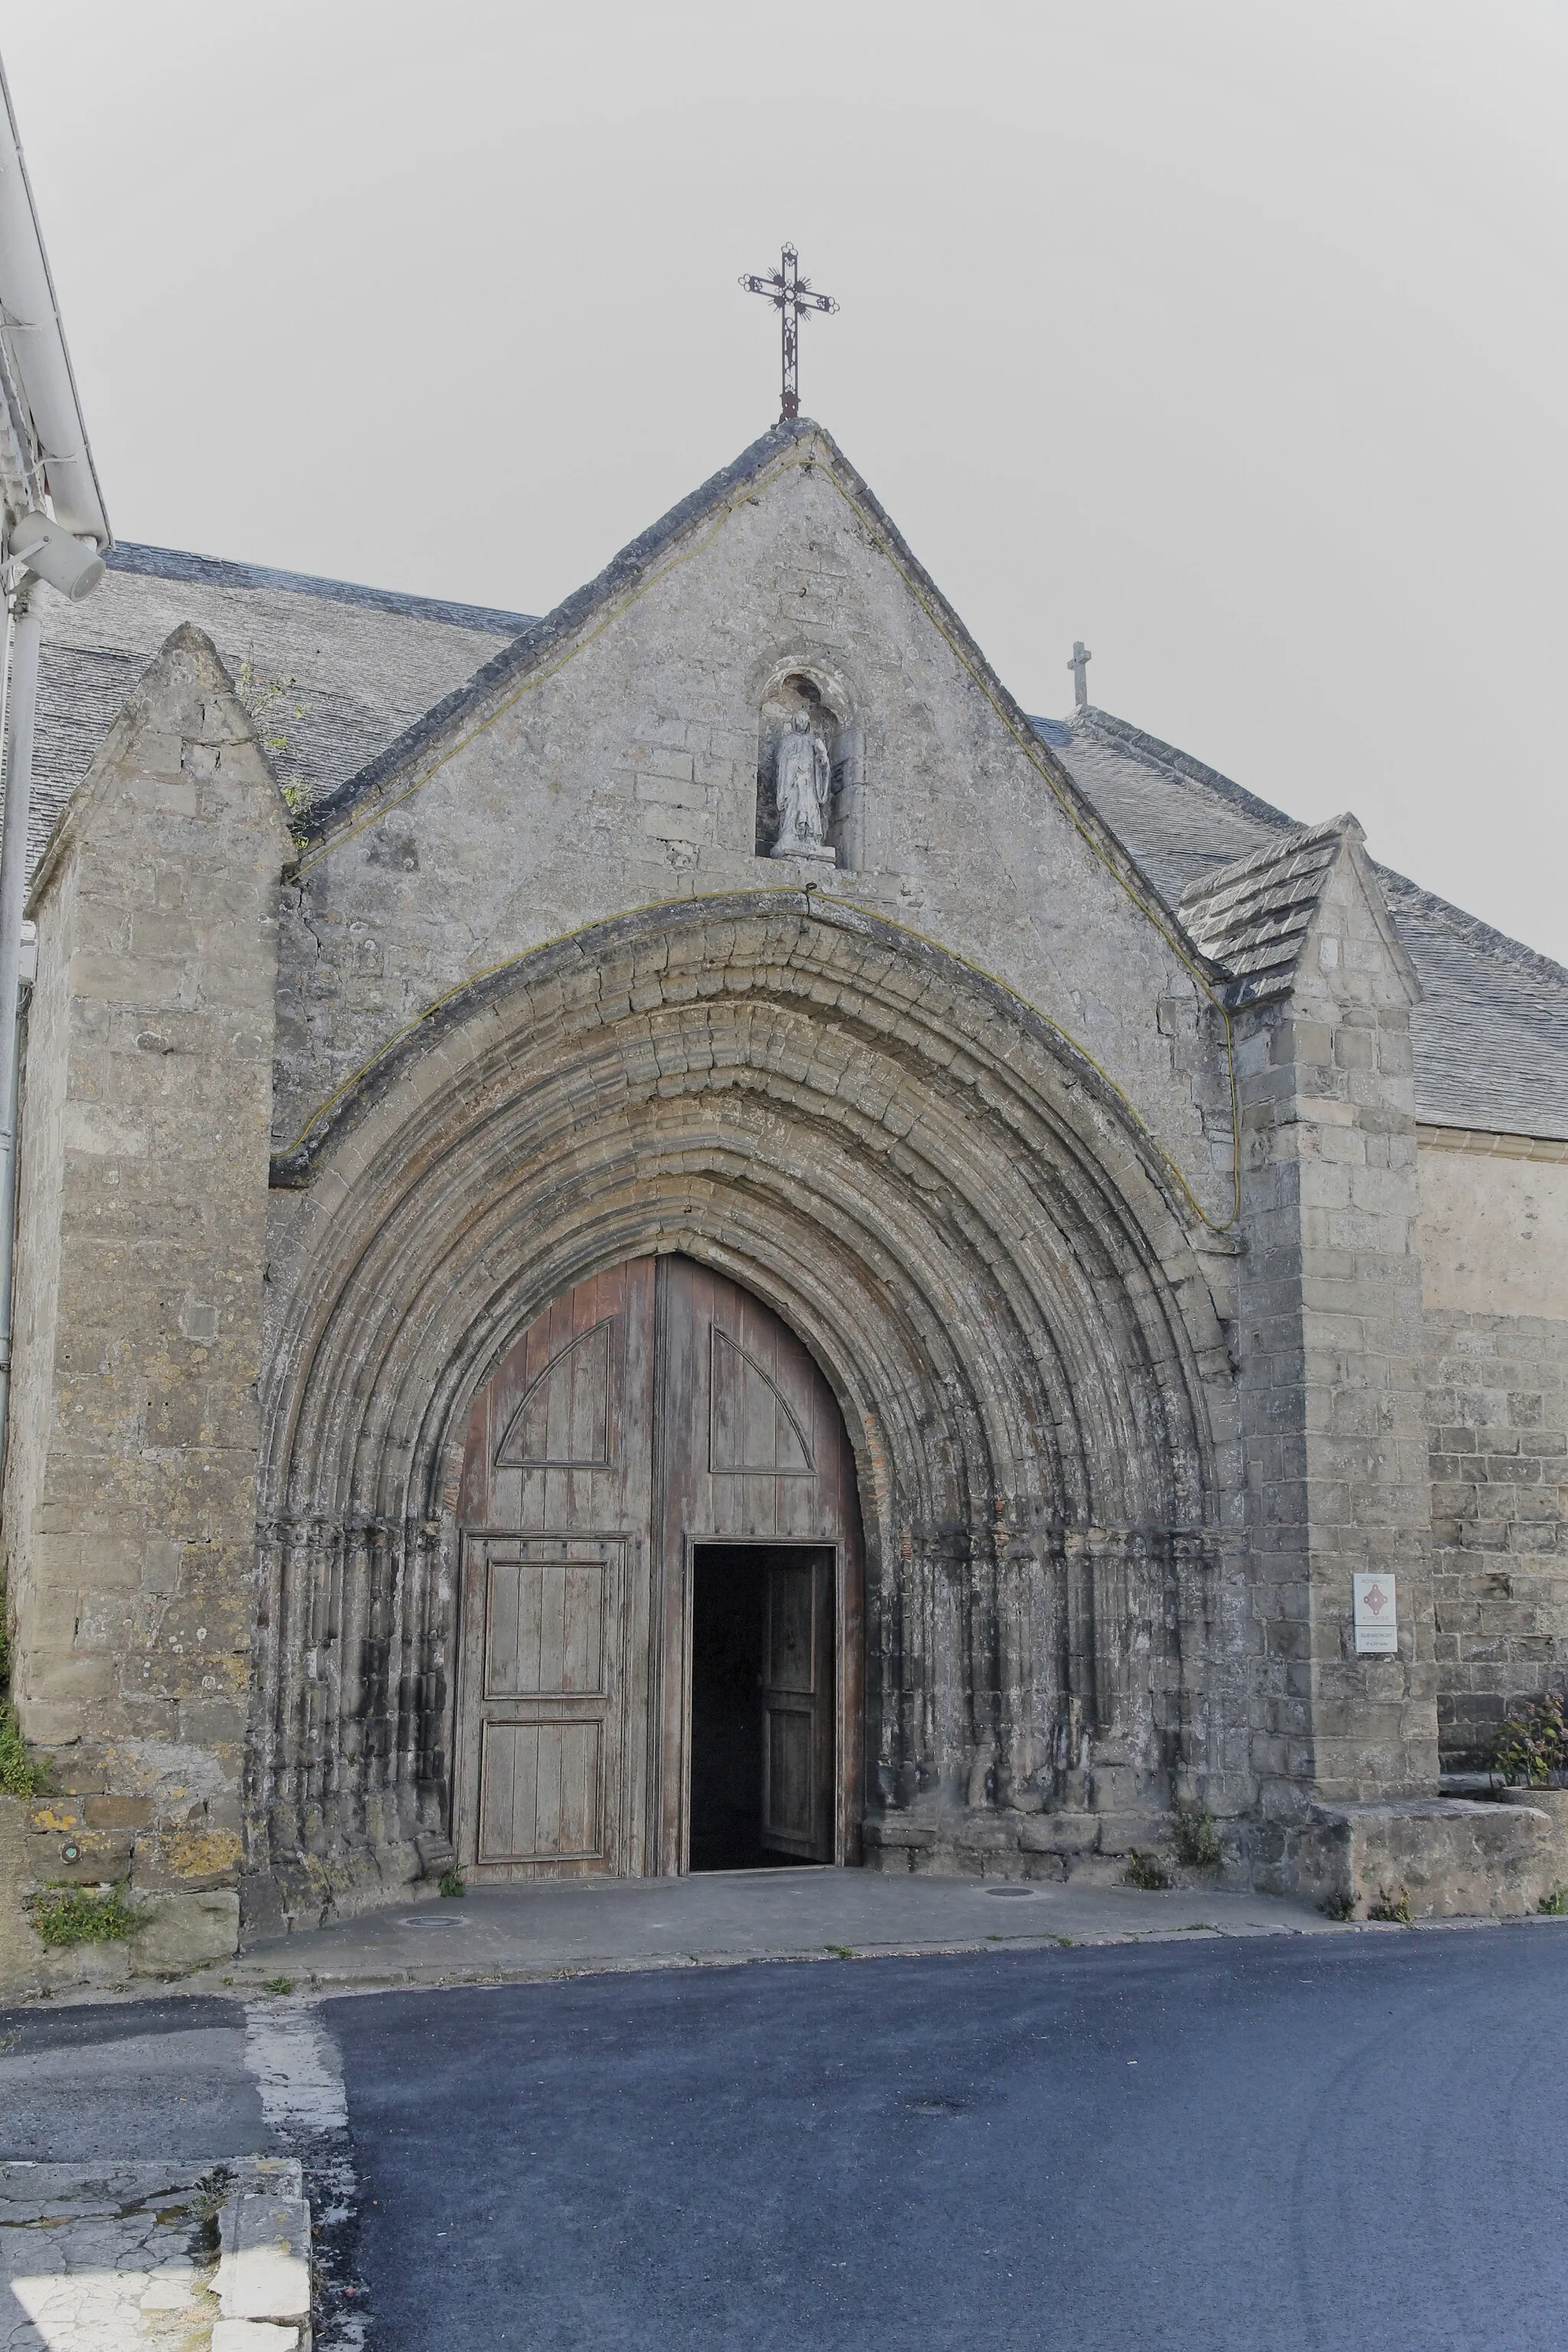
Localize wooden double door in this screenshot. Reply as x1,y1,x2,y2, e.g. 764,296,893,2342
454,1256,864,1880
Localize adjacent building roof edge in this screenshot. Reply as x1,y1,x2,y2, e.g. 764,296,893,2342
1055,701,1568,1001
106,541,536,636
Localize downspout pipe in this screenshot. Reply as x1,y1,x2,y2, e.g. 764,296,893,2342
0,589,38,1483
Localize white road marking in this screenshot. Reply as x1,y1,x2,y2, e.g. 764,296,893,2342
243,2001,348,2135
240,2004,366,2349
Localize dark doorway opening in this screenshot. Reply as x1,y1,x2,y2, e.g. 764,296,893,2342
688,1544,835,1871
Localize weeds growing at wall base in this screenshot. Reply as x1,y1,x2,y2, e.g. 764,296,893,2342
28,1884,145,1947
1173,1811,1224,1870
0,1700,49,1798
1368,1888,1413,1925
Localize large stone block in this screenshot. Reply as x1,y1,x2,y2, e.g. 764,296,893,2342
130,1887,241,1973
1257,1797,1562,1919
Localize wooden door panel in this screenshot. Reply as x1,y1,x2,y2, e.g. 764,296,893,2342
764,1707,814,1847
479,1718,603,1864
760,1553,835,1860
710,1328,815,1475
483,1557,607,1699
461,1260,653,1539
456,1253,655,1883
766,1560,815,1690
462,1533,627,1878
658,1258,862,1871
495,1318,613,1468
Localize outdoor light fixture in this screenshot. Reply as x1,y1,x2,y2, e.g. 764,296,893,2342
6,508,105,601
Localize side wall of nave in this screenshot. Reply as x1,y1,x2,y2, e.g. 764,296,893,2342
1416,1135,1568,1768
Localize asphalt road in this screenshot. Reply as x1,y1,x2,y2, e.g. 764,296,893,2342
0,1994,265,2160
5,1927,1567,2350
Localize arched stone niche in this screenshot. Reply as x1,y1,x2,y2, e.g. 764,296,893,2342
755,663,863,870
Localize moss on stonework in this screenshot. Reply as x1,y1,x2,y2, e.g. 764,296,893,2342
0,1700,49,1798
28,1884,147,1947
1,1588,50,1796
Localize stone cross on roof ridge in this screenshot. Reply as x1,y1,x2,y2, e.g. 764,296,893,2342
1068,639,1092,709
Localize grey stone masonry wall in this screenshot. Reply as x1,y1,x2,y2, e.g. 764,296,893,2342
2,624,289,1977
271,426,1239,1230
1232,825,1439,1809
1426,1308,1568,1768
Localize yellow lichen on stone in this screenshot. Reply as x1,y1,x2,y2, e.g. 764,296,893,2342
163,1827,242,1881
27,1804,81,1833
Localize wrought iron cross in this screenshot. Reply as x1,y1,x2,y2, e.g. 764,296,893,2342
1068,639,1093,709
740,243,838,423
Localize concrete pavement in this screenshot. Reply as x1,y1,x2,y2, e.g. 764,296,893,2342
198,1867,1343,2000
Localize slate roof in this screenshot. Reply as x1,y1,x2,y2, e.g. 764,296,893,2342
7,486,1563,1146
17,541,532,871
1040,707,1568,1142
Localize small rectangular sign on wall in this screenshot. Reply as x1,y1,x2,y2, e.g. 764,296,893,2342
1353,1573,1398,1654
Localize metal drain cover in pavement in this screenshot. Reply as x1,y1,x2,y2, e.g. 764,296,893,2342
984,1885,1044,1898
399,1914,470,1927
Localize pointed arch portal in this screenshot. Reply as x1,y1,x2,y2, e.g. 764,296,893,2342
250,894,1235,1918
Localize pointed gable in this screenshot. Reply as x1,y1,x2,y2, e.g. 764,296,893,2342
269,419,1242,1227
1178,818,1350,1007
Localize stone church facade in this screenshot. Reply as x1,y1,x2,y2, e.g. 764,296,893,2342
2,420,1565,1984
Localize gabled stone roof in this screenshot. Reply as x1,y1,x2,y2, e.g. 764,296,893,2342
1176,818,1351,1007
1040,706,1568,1142
1031,705,1293,903
1377,870,1568,1140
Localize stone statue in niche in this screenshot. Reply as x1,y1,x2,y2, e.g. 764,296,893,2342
769,710,835,861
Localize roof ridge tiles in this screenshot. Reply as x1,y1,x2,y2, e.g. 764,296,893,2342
1375,863,1568,995
106,542,537,636
1067,706,1303,835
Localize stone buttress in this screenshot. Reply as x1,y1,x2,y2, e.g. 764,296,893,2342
0,624,287,1988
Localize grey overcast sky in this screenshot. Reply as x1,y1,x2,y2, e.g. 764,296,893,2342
8,2,1566,961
